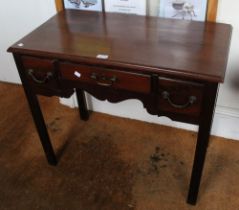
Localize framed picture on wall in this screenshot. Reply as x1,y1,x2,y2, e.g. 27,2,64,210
64,0,103,11
159,0,208,21
104,0,146,15
56,0,218,22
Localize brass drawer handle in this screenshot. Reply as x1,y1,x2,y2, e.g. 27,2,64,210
90,73,117,87
162,91,197,109
28,69,53,84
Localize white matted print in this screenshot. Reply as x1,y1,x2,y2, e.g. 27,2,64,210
159,0,208,21
105,0,146,15
64,0,103,11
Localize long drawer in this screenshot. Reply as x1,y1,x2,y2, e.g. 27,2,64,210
59,62,151,94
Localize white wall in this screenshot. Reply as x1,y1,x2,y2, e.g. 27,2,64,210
216,0,239,109
1,1,239,140
0,0,56,83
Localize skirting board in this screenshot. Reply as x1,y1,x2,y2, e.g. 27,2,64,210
60,94,239,141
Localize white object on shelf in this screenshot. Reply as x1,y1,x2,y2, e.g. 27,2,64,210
74,71,81,78
105,0,146,15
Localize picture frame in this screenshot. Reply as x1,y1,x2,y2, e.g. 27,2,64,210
63,0,103,11
159,0,208,21
55,0,219,22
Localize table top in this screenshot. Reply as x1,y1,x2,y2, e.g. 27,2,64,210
8,10,232,82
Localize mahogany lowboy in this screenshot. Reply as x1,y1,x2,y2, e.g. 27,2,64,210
8,10,232,205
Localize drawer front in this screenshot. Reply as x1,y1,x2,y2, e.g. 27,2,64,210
158,77,204,117
59,62,151,94
20,56,73,97
21,56,58,90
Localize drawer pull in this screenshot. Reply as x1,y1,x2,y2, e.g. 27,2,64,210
162,91,197,109
90,73,117,87
28,69,53,84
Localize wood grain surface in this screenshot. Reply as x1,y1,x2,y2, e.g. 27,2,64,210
8,10,231,82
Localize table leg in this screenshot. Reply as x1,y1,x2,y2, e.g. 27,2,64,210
187,83,218,205
75,89,89,121
13,54,57,166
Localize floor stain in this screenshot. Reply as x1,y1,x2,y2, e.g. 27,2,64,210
149,146,169,174
57,135,136,210
47,118,62,132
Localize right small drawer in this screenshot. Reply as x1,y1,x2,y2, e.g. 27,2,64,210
158,77,204,117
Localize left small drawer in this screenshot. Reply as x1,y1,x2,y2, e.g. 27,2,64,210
21,56,60,95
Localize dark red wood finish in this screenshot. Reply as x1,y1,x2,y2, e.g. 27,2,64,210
21,56,73,97
158,77,204,117
59,62,151,94
8,10,231,82
8,10,232,205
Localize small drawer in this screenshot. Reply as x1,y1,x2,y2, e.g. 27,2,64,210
59,62,151,94
21,56,59,92
158,77,204,117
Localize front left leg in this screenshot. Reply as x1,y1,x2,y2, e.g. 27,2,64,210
13,54,58,166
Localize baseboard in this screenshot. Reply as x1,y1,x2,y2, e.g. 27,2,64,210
212,106,239,140
59,96,239,141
